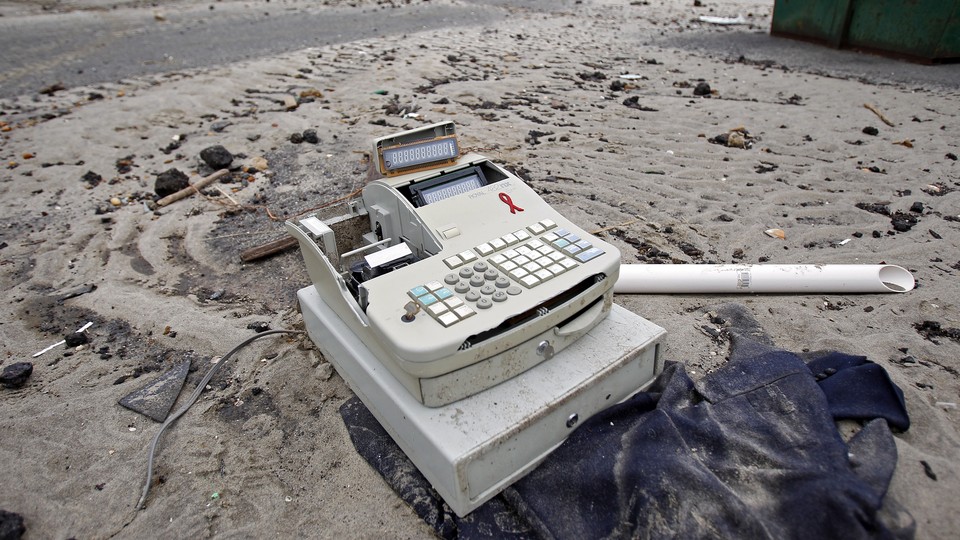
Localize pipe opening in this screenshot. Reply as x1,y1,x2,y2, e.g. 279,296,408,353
879,265,915,292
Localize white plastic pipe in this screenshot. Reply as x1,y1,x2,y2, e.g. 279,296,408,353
614,264,914,294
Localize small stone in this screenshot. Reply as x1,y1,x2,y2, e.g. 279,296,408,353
910,201,924,213
316,362,334,381
289,132,304,144
154,168,190,197
65,332,89,347
693,82,711,96
81,170,103,187
302,129,319,144
209,120,232,132
862,126,879,136
1,362,33,389
109,197,122,207
199,145,233,170
247,321,270,333
249,156,268,171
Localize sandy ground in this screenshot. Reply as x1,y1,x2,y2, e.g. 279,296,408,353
1,0,958,538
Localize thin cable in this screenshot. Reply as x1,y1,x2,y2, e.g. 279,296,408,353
136,329,303,510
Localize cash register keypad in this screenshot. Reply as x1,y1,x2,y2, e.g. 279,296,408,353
414,219,605,327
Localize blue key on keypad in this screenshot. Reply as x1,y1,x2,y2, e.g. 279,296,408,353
410,286,429,297
418,294,439,306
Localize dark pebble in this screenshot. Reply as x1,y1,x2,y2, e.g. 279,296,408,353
856,202,890,216
577,71,606,82
921,460,938,481
209,120,232,132
302,129,320,144
290,132,304,144
872,230,882,238
247,321,271,333
610,80,626,92
946,152,957,161
693,82,711,96
862,126,879,136
154,168,190,197
65,332,89,347
679,242,703,258
199,145,233,170
930,230,942,239
909,201,924,213
0,363,33,389
0,509,26,539
81,170,103,187
890,211,918,232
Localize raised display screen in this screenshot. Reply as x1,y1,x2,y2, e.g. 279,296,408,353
381,136,459,172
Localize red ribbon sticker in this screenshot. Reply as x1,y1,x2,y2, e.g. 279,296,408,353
499,192,524,214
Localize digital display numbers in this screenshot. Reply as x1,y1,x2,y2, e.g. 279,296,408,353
381,136,459,172
420,174,484,205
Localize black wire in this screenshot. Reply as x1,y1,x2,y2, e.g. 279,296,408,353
136,329,303,510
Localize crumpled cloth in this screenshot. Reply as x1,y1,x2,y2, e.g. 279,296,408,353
339,306,912,539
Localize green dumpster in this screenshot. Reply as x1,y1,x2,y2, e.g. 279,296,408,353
771,0,960,63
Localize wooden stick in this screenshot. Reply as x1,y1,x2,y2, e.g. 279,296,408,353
864,103,895,127
156,169,230,207
214,185,241,207
240,236,298,263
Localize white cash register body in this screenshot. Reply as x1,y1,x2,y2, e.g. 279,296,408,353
288,122,664,515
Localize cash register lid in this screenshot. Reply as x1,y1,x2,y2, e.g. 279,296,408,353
374,121,460,177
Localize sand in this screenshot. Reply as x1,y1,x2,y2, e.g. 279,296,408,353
0,0,958,537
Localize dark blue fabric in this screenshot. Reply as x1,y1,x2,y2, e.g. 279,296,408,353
339,343,911,539
807,352,910,431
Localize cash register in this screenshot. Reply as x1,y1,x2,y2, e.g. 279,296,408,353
288,122,665,515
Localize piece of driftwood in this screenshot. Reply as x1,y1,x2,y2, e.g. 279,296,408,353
240,236,298,262
864,103,895,127
156,169,230,207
